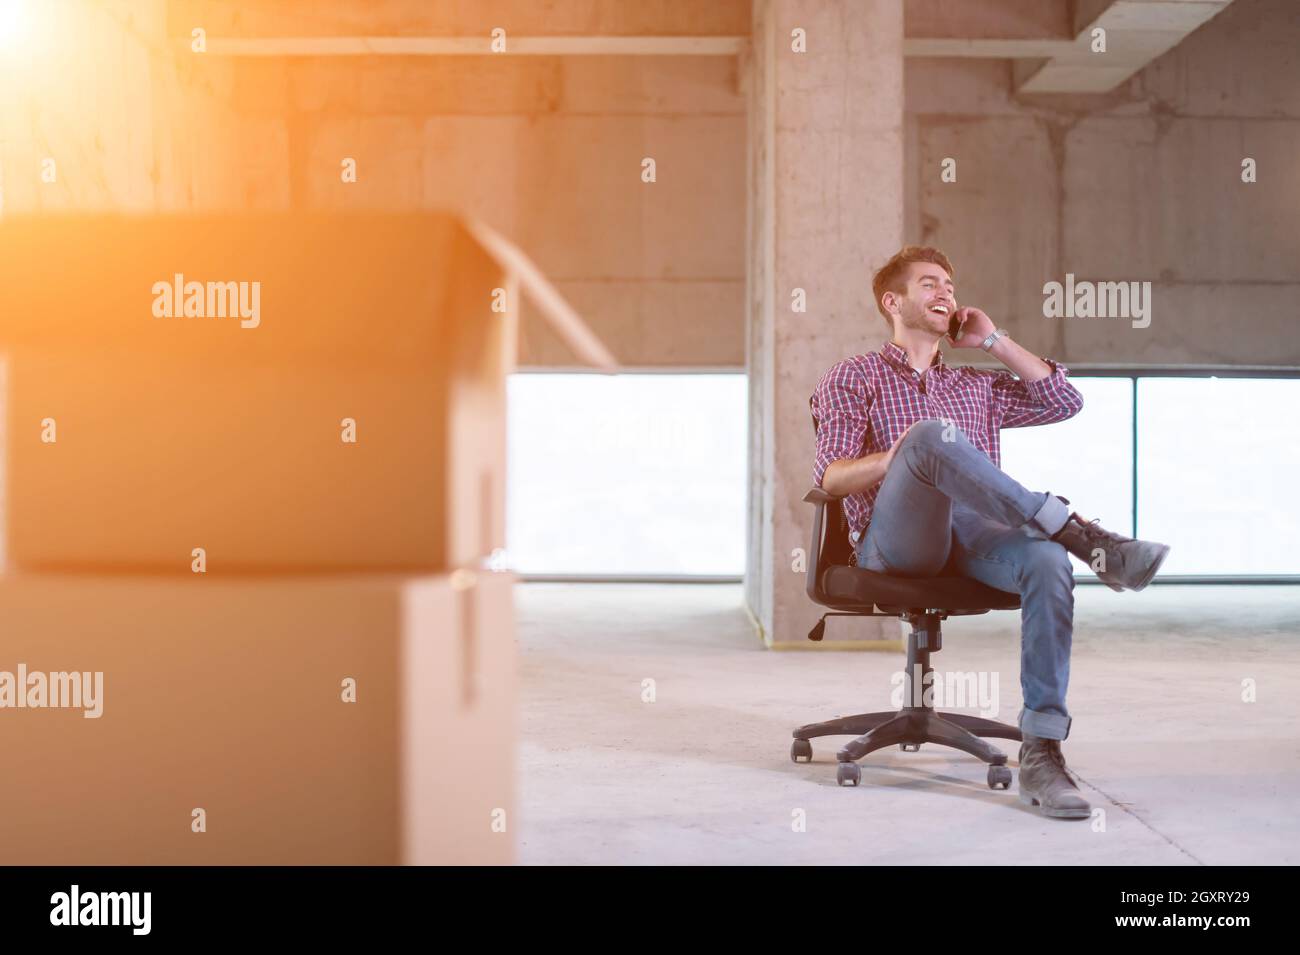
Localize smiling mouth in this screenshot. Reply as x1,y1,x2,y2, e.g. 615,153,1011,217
928,305,950,316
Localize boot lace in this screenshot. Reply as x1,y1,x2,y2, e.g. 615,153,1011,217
1072,515,1127,548
1042,740,1077,786
1044,740,1067,769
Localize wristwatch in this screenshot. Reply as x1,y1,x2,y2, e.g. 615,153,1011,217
980,328,1010,352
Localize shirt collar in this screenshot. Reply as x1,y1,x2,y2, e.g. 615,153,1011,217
880,340,946,375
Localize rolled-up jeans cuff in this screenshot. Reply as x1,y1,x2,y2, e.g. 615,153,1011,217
1020,706,1071,741
1024,492,1069,540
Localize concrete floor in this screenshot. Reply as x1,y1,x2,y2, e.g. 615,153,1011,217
515,582,1300,865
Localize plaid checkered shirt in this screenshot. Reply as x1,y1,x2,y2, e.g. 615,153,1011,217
811,340,1085,557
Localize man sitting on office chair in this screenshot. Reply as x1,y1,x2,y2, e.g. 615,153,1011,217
810,245,1170,820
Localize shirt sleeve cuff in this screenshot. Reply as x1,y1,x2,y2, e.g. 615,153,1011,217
813,454,832,487
1021,357,1074,403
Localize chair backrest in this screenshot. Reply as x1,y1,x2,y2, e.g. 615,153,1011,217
808,394,854,570
821,498,853,569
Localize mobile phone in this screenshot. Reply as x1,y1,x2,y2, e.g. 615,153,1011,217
948,312,963,340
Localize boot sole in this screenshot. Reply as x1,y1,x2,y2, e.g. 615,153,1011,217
1098,543,1171,593
1018,790,1090,819
1130,543,1171,591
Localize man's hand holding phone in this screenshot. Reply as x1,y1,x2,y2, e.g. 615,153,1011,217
946,306,996,349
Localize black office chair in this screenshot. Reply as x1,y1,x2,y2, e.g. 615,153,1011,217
793,408,1025,788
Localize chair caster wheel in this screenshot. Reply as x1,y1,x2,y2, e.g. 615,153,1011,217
836,762,861,787
900,742,921,752
987,765,1012,790
791,739,813,763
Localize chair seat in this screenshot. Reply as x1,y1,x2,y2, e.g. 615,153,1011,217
822,565,1021,612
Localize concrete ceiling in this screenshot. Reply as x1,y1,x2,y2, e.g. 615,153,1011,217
905,0,1238,93
174,0,1237,95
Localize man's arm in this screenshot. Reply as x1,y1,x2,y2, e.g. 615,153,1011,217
812,361,878,497
950,308,1084,428
823,427,922,496
986,333,1084,428
986,334,1051,382
822,450,892,498
812,361,920,497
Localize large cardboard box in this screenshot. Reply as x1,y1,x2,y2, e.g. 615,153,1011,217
0,213,615,572
0,569,516,865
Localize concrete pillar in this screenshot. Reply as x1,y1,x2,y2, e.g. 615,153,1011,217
745,0,904,648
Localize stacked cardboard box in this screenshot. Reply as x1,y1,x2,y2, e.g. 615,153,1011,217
0,213,616,864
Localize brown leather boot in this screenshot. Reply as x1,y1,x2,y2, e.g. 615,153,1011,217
1050,507,1170,592
1018,735,1091,820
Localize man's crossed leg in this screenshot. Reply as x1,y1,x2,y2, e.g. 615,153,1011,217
853,419,1170,819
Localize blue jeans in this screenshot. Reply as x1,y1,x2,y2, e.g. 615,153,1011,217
854,419,1075,740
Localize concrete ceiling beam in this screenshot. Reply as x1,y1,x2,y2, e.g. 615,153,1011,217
1017,1,1233,93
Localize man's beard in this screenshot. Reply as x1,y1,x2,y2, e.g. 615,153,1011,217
899,299,944,334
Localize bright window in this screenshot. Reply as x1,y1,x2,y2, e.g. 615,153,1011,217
507,372,1298,578
506,373,747,576
1136,378,1300,574
1005,375,1300,576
